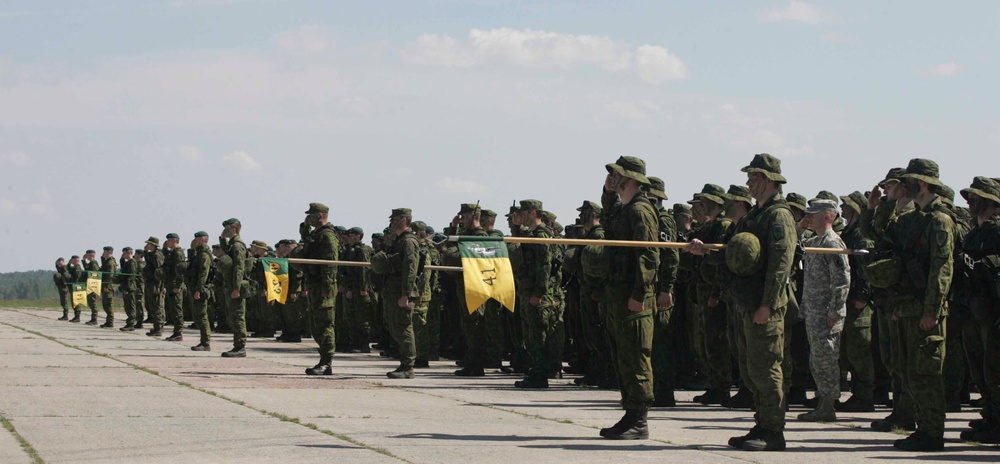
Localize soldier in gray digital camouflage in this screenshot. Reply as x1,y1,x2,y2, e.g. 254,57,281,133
797,199,850,422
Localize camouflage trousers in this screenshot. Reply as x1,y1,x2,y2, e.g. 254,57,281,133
383,291,415,369
224,294,247,350
86,293,98,320
344,293,373,349
144,285,164,328
413,303,429,360
484,299,506,367
804,312,842,398
894,315,947,439
840,305,875,400
963,317,1000,422
700,299,732,391
605,286,653,411
880,303,917,422
101,287,115,322
651,305,676,396
122,291,138,326
580,293,613,385
165,285,185,332
58,290,69,316
737,305,786,433
191,290,211,345
520,292,564,379
306,285,337,360
460,297,489,369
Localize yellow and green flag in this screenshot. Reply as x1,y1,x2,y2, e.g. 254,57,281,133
458,237,516,314
86,271,101,295
71,283,87,308
261,257,290,304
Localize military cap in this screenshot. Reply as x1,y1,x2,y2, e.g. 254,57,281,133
805,199,840,216
505,202,519,218
552,221,563,232
727,232,762,276
938,185,955,205
459,203,480,214
724,185,753,205
411,221,427,231
518,199,543,212
672,203,692,215
222,218,240,226
690,183,726,206
961,176,1000,206
250,240,268,250
814,190,838,202
57,257,65,262
103,246,114,251
71,255,80,259
839,194,860,214
785,193,808,212
576,200,602,214
86,249,96,254
166,233,179,240
849,191,867,213
878,167,907,187
741,153,787,183
372,232,384,240
145,236,160,246
541,210,557,223
647,176,669,201
901,158,945,188
305,202,329,214
194,231,208,238
333,225,348,233
389,208,412,218
480,209,497,219
348,227,364,236
122,246,133,252
211,244,221,250
605,156,650,185
425,226,435,235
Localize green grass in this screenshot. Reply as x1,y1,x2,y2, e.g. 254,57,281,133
0,413,45,463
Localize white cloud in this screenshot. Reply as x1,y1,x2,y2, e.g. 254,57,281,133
759,1,835,25
223,151,261,171
721,104,772,129
0,151,31,166
178,145,202,163
435,177,490,196
0,189,56,220
403,28,687,84
634,45,688,84
605,101,649,121
272,24,330,54
928,62,962,77
745,129,815,157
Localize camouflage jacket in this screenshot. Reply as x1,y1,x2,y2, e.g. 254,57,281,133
118,258,139,292
840,222,875,307
53,265,69,292
602,189,659,302
953,213,1000,320
186,244,212,294
143,249,164,289
654,204,680,296
515,223,554,299
162,247,187,290
218,235,247,292
302,224,339,291
801,228,850,327
383,229,420,299
729,192,797,311
100,256,117,290
67,264,86,284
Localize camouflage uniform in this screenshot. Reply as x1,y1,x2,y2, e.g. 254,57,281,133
442,206,491,375
118,251,140,329
727,154,797,447
647,178,680,405
66,261,86,321
218,222,249,354
301,208,340,367
513,200,561,387
377,209,420,376
163,240,187,337
801,216,850,400
577,207,613,388
187,240,213,347
54,262,70,319
838,193,877,407
100,251,118,326
341,229,374,352
83,256,100,323
142,239,165,334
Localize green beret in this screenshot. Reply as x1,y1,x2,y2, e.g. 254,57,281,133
305,203,329,214
122,247,133,252
390,208,412,218
372,233,384,239
166,233,179,240
348,227,364,236
577,200,602,214
211,244,221,250
459,203,480,214
194,231,208,238
145,236,160,246
333,225,347,233
425,226,435,235
71,255,80,259
103,246,114,251
518,199,543,212
222,218,240,226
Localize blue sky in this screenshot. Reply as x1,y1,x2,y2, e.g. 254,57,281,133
1,0,997,272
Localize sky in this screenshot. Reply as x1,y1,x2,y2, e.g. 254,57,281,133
1,0,998,272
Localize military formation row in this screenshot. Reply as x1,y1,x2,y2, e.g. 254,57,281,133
49,154,1000,453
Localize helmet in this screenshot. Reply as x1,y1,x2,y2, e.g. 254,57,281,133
726,232,762,276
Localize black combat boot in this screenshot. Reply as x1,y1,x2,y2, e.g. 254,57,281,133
119,325,135,332
58,313,69,321
695,388,732,406
387,365,414,379
165,331,183,342
85,317,98,326
514,375,548,389
894,430,944,451
455,365,485,377
221,347,246,358
743,429,786,451
602,409,648,440
190,343,211,351
871,412,916,432
651,391,677,408
69,313,81,323
305,357,332,375
728,425,763,449
725,386,754,409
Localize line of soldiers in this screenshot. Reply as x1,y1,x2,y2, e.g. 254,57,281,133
50,154,1000,452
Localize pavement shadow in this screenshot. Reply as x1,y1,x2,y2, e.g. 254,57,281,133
520,443,679,452
394,433,592,442
296,444,362,450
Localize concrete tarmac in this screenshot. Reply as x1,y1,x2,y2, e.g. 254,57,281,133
0,308,996,463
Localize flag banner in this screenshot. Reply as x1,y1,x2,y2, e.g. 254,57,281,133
457,237,516,314
261,257,290,304
86,272,101,295
71,283,87,308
